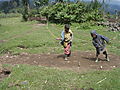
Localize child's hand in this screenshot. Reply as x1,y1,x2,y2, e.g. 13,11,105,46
107,41,112,45
56,38,61,40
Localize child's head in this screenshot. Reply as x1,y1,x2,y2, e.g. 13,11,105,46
90,30,97,38
64,24,70,33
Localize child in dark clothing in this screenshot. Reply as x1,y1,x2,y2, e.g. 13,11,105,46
90,30,110,62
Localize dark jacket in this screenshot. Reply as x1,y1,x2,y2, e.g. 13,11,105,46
91,30,109,51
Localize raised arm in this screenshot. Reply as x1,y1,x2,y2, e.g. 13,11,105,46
100,35,109,43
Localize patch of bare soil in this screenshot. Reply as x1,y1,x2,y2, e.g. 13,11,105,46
0,69,11,82
0,51,119,72
34,24,47,26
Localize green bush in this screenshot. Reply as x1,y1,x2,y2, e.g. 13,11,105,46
21,0,29,21
28,9,41,17
40,2,104,24
9,8,23,14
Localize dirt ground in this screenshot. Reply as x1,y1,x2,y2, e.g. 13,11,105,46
0,51,120,72
0,69,11,82
0,51,120,82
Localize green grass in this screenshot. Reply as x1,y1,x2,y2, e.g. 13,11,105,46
0,64,120,90
0,17,120,90
0,13,21,18
0,17,120,55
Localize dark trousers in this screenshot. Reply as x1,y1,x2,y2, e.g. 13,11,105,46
96,48,108,58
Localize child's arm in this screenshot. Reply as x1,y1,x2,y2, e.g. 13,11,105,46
56,30,64,41
100,35,109,43
56,38,62,40
92,40,100,48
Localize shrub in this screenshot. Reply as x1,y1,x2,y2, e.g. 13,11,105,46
40,2,104,24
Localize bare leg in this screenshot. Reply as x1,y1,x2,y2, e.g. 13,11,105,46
64,44,70,61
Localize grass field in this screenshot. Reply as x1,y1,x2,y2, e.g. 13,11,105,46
0,17,120,90
0,64,120,90
0,17,120,55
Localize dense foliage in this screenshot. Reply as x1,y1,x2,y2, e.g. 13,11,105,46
34,0,49,7
0,0,20,13
22,0,29,21
40,2,104,23
0,0,106,23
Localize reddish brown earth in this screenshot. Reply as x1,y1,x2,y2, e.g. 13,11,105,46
0,51,120,72
0,51,119,82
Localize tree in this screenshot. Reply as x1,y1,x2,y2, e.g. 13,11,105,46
1,1,9,14
13,0,20,7
9,0,18,8
34,0,49,7
58,0,64,2
9,0,20,8
22,0,30,21
0,0,20,13
118,11,120,17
